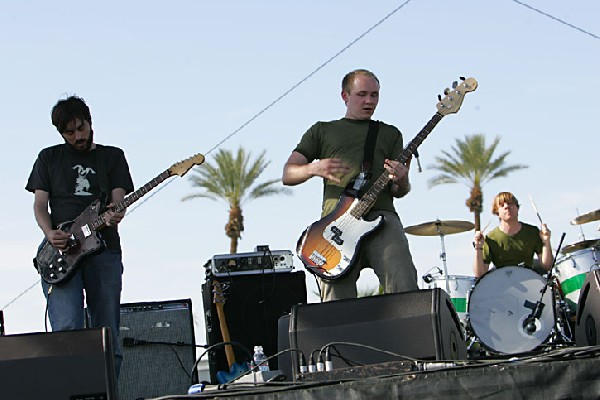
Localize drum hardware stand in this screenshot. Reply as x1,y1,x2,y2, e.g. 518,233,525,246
421,266,442,284
523,233,568,340
436,226,451,294
550,279,575,344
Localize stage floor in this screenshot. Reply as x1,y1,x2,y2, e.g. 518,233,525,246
150,345,600,399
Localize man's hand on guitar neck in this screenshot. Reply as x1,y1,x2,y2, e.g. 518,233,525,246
103,204,126,227
103,188,127,227
385,156,411,198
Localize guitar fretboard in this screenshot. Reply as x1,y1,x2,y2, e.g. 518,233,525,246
350,112,444,218
90,169,172,230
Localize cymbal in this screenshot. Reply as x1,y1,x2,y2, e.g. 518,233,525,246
404,219,475,236
571,209,600,225
561,239,600,254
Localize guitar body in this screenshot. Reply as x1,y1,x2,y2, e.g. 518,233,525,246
297,193,383,280
35,199,105,285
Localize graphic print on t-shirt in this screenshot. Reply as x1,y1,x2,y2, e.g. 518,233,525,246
72,165,96,196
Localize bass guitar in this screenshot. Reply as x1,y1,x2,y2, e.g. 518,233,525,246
297,77,478,280
34,153,205,285
212,280,248,384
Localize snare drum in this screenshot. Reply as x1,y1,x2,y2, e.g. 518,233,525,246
468,266,555,354
555,246,600,314
428,275,475,326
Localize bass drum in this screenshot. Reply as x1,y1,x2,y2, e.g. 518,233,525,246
468,266,555,354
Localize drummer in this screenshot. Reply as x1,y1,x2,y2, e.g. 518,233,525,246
473,191,553,278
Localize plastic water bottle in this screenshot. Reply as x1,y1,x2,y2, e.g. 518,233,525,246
253,345,269,372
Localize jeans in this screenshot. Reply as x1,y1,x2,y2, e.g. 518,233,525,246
41,249,124,378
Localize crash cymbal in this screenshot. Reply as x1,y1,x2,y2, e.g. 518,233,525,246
404,219,475,236
571,209,600,225
561,239,600,254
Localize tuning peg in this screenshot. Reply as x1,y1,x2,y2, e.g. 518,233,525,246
437,94,442,101
452,81,458,89
460,76,465,81
444,88,450,95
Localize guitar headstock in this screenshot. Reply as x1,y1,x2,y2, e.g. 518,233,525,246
168,153,205,177
436,77,478,116
212,280,226,304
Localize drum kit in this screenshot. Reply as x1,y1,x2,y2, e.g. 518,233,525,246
405,208,600,357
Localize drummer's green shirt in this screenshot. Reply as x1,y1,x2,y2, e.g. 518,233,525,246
483,223,543,268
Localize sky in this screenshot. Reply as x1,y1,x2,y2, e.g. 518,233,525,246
1,0,599,352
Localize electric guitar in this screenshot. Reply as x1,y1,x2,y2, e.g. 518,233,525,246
212,280,248,384
297,77,478,280
34,153,205,285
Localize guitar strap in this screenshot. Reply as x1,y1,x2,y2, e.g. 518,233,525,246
95,145,110,207
353,120,379,191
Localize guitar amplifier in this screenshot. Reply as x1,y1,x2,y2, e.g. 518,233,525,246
207,249,294,277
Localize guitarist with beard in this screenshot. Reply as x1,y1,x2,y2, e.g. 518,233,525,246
25,95,134,378
283,69,419,301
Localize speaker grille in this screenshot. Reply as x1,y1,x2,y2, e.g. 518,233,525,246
119,299,197,400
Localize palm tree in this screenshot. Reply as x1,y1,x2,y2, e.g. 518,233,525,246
182,147,290,253
427,134,528,231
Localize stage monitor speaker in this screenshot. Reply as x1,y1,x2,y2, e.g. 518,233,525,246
0,328,116,400
287,288,467,378
202,271,307,384
575,270,600,346
118,298,197,400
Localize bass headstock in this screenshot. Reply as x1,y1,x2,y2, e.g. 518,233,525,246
436,77,478,116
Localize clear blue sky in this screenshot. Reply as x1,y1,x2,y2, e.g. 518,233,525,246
1,1,598,347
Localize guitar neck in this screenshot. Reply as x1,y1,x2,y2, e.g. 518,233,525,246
90,169,172,230
351,112,444,218
215,303,237,368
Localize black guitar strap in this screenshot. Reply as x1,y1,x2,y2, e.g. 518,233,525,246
362,119,380,172
95,145,110,207
353,120,380,191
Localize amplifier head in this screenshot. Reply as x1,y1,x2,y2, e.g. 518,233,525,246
207,249,294,277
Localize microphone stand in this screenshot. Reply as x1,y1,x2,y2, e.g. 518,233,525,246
523,233,566,335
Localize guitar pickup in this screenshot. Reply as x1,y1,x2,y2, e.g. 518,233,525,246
80,224,92,238
309,251,326,267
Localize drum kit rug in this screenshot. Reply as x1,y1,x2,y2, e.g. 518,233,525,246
406,208,600,357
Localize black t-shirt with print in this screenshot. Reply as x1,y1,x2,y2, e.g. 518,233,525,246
26,143,134,250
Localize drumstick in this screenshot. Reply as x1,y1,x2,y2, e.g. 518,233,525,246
481,219,491,234
528,193,544,226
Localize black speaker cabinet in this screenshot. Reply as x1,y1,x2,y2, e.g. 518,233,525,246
118,298,197,400
0,328,116,400
202,271,307,383
287,288,466,378
576,270,600,346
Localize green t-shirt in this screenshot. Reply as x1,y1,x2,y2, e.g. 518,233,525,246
293,118,404,216
483,223,543,268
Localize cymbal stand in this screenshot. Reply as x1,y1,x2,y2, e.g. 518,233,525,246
576,208,586,241
435,225,450,294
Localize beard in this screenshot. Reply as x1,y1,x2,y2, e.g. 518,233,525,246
66,129,94,152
